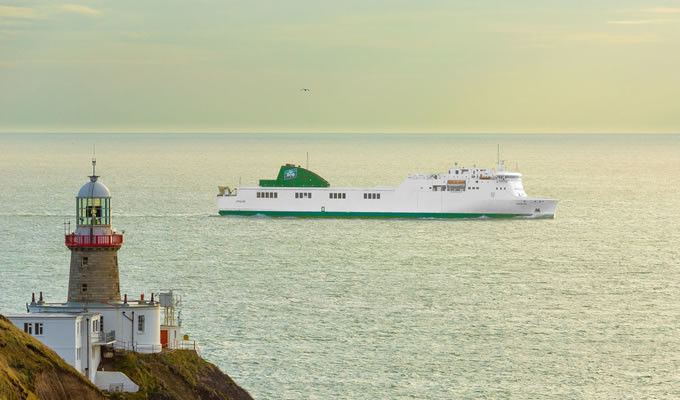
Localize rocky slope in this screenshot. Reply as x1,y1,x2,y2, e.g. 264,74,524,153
105,350,253,400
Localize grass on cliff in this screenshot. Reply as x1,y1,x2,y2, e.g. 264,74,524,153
106,349,252,400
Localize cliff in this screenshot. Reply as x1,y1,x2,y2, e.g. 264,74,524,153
105,350,253,400
1,314,253,400
0,314,104,399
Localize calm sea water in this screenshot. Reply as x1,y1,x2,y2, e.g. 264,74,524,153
1,133,679,399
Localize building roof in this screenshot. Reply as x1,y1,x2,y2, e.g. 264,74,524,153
4,313,87,319
77,179,111,198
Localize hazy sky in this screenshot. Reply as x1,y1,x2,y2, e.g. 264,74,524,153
1,1,679,133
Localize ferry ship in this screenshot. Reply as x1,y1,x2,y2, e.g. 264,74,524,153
217,162,557,219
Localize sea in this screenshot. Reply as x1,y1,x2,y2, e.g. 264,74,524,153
1,133,679,399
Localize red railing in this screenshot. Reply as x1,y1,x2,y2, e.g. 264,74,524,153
65,234,124,248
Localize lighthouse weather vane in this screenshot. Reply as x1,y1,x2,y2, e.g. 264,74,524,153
91,145,98,181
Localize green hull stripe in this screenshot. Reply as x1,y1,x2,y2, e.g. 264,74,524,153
218,210,547,219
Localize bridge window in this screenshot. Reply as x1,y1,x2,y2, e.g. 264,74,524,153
138,315,145,333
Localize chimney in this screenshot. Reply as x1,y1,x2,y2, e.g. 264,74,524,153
39,292,43,303
31,293,36,304
124,294,128,304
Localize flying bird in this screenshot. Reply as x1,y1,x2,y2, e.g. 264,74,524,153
300,88,310,92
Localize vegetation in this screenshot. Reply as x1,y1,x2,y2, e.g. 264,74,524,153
106,350,253,400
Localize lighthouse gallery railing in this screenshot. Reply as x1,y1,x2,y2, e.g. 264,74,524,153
65,233,124,247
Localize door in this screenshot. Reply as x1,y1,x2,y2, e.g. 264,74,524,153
161,329,168,348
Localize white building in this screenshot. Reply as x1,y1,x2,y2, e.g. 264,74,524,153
5,312,109,382
5,160,182,392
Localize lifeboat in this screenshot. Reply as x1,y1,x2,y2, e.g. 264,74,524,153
479,176,491,180
447,180,466,185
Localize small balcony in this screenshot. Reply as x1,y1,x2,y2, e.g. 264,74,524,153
93,330,116,345
65,234,123,249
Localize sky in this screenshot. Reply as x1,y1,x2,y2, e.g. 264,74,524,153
1,1,679,133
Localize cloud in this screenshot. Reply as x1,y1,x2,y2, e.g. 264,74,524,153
0,4,100,21
60,4,100,16
563,32,659,44
607,19,667,25
0,6,44,19
642,7,680,14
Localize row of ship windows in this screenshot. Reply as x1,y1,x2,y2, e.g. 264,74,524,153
257,192,382,199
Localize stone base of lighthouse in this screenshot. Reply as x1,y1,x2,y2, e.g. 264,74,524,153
67,248,121,303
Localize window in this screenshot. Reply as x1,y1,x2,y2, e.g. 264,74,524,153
35,322,43,335
81,284,87,293
100,316,104,332
92,320,97,332
329,193,333,199
342,193,346,199
364,193,367,199
295,193,299,198
377,194,380,199
138,315,145,333
24,322,32,334
308,192,312,199
257,192,261,198
82,257,89,266
274,193,278,198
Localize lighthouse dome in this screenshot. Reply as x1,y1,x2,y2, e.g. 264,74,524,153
77,179,111,198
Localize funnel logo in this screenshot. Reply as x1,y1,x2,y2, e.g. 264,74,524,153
284,168,297,180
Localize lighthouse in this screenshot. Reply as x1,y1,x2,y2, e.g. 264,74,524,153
65,159,123,303
4,161,186,390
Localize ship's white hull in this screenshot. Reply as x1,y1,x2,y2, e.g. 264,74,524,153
218,186,557,219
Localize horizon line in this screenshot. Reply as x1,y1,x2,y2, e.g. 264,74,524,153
1,131,679,135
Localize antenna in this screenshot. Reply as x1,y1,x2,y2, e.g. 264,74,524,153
90,144,98,180
497,144,501,172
